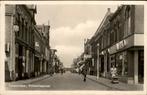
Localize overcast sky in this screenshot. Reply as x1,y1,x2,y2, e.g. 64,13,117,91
35,4,117,68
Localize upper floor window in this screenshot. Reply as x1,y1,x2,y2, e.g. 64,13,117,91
15,13,20,37
124,6,132,38
110,29,115,45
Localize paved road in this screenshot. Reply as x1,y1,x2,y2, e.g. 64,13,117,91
6,72,116,90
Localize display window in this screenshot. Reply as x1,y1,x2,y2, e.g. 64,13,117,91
116,51,128,76
110,54,115,67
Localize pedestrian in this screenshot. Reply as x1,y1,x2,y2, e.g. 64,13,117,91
110,65,118,83
79,68,81,75
82,65,87,82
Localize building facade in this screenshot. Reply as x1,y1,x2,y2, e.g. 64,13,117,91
36,25,51,75
5,5,37,81
34,26,43,77
85,5,144,84
5,5,52,81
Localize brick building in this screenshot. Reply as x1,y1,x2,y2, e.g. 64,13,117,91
5,5,37,81
5,5,51,81
84,5,144,84
36,25,51,75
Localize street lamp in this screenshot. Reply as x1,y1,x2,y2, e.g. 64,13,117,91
96,43,100,80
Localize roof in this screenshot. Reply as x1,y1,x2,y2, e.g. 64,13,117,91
88,9,114,44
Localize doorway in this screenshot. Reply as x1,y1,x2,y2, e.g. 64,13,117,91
138,50,144,84
17,45,23,80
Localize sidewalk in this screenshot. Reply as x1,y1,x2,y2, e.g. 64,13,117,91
87,75,143,91
5,74,50,85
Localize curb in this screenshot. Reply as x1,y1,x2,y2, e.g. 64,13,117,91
7,75,50,85
27,75,50,84
87,76,122,90
87,76,143,91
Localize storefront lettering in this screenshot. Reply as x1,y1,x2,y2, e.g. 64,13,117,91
116,40,126,50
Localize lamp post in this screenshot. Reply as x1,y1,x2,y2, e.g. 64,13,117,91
96,43,100,80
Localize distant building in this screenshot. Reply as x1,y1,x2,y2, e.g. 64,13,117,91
34,26,43,76
36,25,51,75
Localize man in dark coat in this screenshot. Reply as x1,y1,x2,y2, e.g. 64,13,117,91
82,65,87,82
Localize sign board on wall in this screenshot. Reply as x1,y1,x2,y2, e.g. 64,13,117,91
116,40,127,50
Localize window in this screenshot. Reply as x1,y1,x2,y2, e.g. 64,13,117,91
19,16,22,38
22,18,24,39
116,52,128,76
103,31,106,48
99,37,102,51
116,53,122,75
27,27,30,43
25,22,28,41
29,30,32,44
110,30,115,45
120,23,124,40
110,54,115,67
124,52,128,75
114,28,117,43
107,55,110,72
107,30,110,46
116,21,120,42
101,36,104,49
124,6,132,38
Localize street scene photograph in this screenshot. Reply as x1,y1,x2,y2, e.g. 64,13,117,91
4,3,144,91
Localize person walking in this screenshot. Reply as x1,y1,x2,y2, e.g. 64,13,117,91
82,65,87,82
110,65,118,83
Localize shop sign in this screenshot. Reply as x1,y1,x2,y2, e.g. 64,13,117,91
116,40,127,50
84,54,91,59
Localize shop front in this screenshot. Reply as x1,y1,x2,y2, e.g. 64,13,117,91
115,51,128,82
108,38,144,84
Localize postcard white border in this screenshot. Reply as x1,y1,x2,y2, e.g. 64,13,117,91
0,1,147,95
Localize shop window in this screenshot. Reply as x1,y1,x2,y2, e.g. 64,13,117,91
116,53,122,76
110,55,115,67
124,52,128,76
15,43,19,73
116,52,128,76
107,55,110,72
